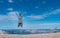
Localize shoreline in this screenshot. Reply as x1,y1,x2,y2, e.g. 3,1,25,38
0,33,60,38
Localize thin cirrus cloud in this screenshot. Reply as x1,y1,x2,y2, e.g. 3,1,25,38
27,9,60,20
8,0,14,3
0,11,20,29
42,1,46,4
0,11,18,21
7,8,13,11
22,22,60,29
0,11,27,21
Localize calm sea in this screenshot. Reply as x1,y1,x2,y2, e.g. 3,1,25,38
2,29,60,35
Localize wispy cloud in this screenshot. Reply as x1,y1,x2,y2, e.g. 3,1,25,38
27,9,60,20
8,11,18,20
35,6,39,8
42,1,46,4
8,0,13,3
0,11,18,21
0,15,7,20
23,22,60,29
7,8,13,11
0,11,19,29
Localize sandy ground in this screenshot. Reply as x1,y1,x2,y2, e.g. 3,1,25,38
0,33,60,38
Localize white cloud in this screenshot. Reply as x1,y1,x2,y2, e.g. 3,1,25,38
23,22,60,29
7,8,13,11
27,9,60,20
0,11,21,29
8,0,13,3
0,11,19,21
0,15,8,20
7,11,18,20
27,15,45,20
38,23,60,26
35,6,39,8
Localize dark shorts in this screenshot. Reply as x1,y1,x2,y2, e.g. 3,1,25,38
19,23,22,25
18,23,22,27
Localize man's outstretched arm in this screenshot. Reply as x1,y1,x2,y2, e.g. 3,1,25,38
15,12,19,16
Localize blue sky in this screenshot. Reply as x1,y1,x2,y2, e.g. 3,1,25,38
0,0,60,29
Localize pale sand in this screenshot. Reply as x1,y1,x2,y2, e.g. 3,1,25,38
0,33,60,38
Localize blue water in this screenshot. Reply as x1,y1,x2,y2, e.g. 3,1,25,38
2,29,60,35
